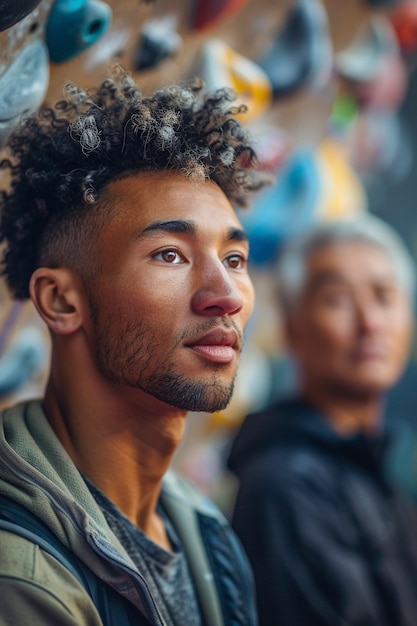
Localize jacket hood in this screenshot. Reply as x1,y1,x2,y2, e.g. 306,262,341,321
0,400,137,583
227,396,389,479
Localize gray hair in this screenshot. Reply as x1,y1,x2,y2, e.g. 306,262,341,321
277,215,416,313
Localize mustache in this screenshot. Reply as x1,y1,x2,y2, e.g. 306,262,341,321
176,318,244,348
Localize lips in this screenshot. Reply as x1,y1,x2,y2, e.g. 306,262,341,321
352,345,388,362
185,327,240,364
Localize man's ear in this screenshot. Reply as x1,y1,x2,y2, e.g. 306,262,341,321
29,267,86,335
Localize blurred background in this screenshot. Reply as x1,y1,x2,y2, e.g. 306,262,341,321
1,0,417,512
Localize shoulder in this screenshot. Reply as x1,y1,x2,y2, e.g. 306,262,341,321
0,530,101,625
243,434,335,481
235,435,343,516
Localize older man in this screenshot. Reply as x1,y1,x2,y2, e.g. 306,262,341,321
229,216,417,626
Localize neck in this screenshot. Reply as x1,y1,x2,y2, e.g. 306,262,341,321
301,380,384,437
43,343,188,548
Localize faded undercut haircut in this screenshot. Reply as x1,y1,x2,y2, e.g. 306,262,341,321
277,215,416,314
0,66,272,299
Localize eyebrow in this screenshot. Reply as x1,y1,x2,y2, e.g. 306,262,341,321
309,271,397,290
309,272,349,288
140,219,249,243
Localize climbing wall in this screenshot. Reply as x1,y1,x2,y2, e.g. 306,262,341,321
0,1,415,497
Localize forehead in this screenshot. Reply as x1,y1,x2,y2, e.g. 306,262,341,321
102,171,242,233
305,240,397,288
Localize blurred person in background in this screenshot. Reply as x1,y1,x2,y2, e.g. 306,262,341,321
228,215,417,626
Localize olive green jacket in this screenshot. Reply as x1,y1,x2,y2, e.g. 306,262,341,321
0,400,257,626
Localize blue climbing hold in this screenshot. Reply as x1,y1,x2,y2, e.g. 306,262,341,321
0,40,49,146
46,0,112,63
238,151,320,266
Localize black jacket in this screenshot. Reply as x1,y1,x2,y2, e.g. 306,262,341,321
228,397,417,626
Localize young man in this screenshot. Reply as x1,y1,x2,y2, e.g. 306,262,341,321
229,216,417,626
0,69,270,626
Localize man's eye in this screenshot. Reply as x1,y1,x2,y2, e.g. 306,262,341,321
377,288,397,306
320,292,351,307
154,249,184,264
225,254,246,270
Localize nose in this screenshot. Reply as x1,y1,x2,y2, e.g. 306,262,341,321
191,260,245,317
356,300,383,335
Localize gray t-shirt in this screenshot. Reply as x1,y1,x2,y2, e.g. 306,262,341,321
84,477,203,626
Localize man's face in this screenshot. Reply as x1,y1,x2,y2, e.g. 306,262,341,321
84,172,254,412
287,240,413,398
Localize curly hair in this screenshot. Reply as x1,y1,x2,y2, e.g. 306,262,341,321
0,67,271,299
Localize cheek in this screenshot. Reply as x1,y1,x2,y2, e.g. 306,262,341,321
114,274,182,315
381,301,412,336
292,322,348,366
389,311,414,357
308,310,355,347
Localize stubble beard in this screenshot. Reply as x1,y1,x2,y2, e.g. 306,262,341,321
142,370,235,412
90,300,237,412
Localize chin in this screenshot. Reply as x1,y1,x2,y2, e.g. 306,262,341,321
348,378,393,398
349,364,403,392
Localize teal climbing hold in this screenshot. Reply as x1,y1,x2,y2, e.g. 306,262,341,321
46,0,112,63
